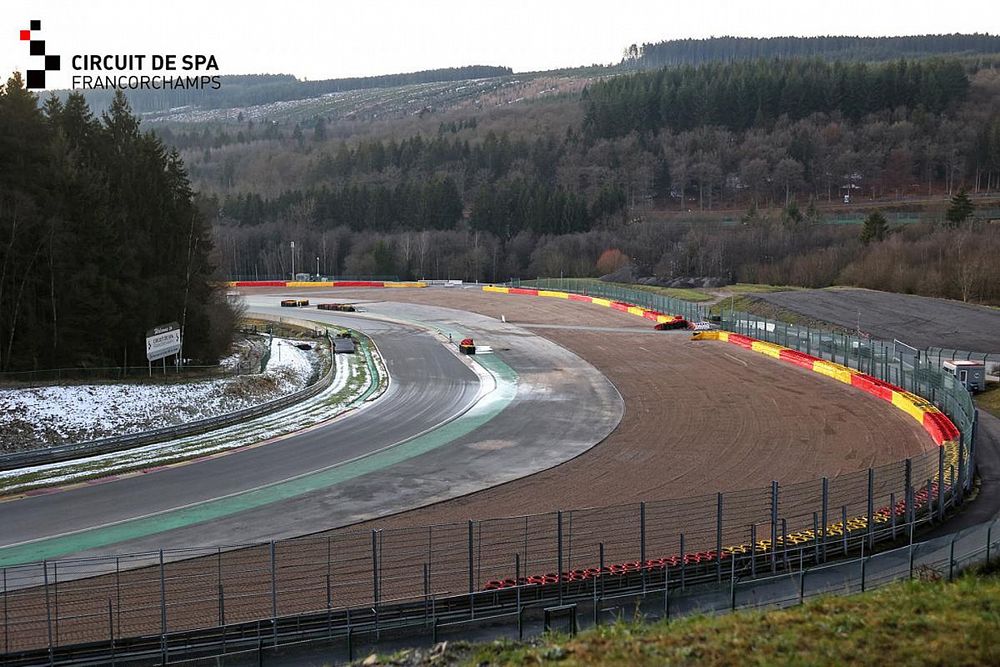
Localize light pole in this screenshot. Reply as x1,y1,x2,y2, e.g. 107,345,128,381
316,256,320,280
290,241,295,280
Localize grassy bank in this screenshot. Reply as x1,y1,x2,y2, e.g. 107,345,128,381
975,383,1000,419
358,567,1000,666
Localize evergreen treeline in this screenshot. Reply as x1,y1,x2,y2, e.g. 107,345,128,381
584,58,970,137
631,34,1000,67
211,130,628,240
158,54,1000,304
0,76,235,372
65,66,514,114
223,177,464,232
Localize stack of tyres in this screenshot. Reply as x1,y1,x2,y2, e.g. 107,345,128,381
459,337,476,355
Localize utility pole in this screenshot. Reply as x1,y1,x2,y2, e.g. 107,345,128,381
316,256,320,280
290,241,296,280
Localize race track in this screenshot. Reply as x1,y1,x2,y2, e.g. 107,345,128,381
0,299,622,567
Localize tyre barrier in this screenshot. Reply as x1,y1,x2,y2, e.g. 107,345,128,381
280,298,310,307
482,285,688,327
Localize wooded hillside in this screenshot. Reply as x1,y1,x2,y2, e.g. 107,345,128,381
0,77,236,372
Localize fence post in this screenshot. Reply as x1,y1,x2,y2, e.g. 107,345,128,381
904,458,913,525
860,542,867,593
867,468,875,549
557,511,564,605
958,438,966,504
716,492,724,582
821,478,829,562
270,541,278,646
988,524,993,565
750,524,757,578
680,533,686,590
842,506,848,555
730,550,737,610
926,479,934,524
467,520,474,597
108,598,114,658
640,502,646,592
159,550,167,662
664,558,670,618
115,556,121,640
908,519,915,579
771,480,779,573
43,561,53,658
812,513,820,565
599,542,605,603
371,530,379,610
52,562,59,645
949,535,956,581
2,567,6,655
782,518,788,570
890,492,896,541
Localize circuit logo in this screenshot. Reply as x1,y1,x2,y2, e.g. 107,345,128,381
19,20,60,89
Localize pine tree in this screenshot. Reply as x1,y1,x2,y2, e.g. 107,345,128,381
860,210,889,244
946,188,975,227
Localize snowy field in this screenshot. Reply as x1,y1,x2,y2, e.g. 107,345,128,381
0,337,318,452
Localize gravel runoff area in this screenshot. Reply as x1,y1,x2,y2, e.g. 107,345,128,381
315,288,933,529
756,287,1000,353
0,288,938,650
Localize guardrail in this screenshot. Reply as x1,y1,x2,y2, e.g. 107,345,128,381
0,331,337,473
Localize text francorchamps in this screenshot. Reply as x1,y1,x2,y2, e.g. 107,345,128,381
71,54,220,90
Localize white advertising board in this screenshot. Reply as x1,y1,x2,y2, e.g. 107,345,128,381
146,322,181,362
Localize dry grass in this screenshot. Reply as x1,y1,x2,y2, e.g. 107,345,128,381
465,570,1000,666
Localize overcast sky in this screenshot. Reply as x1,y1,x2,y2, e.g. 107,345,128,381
3,0,1000,89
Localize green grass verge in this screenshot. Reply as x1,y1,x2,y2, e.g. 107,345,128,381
726,283,803,294
527,278,798,304
975,383,1000,419
460,569,1000,666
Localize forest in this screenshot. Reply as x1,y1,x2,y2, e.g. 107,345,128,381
173,53,1000,305
628,34,1000,68
0,76,236,372
60,66,515,114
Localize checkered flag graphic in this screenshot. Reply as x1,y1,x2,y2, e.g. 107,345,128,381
20,20,60,89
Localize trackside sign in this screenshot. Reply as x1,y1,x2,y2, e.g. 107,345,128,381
146,322,181,362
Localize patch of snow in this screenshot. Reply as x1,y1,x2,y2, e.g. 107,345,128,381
0,338,316,452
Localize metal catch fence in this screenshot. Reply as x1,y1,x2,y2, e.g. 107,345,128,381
522,278,708,322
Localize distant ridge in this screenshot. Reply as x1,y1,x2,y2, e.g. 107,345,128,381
53,65,514,114
626,34,1000,67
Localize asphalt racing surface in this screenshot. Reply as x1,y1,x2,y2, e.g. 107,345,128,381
0,296,622,569
0,310,480,560
758,287,1000,352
